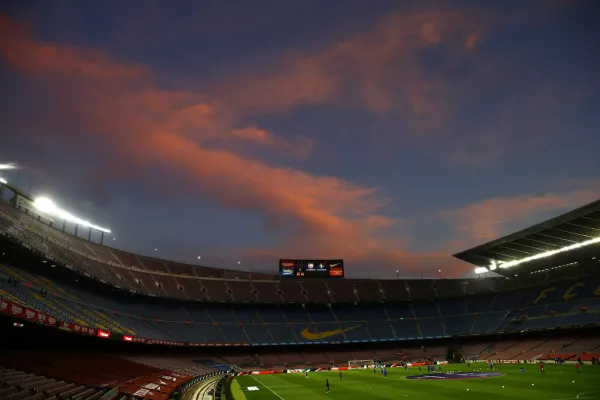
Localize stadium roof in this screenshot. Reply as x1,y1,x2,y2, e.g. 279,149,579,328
453,199,600,274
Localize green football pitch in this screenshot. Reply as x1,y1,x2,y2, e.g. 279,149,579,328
232,364,599,400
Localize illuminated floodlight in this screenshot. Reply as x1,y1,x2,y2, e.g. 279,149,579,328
474,267,489,274
33,197,111,233
498,237,600,269
0,177,6,184
0,163,16,170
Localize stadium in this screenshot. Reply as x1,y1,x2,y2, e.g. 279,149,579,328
0,178,599,400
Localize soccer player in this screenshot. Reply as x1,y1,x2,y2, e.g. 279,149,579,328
418,365,422,373
339,370,343,379
373,366,377,375
305,369,309,378
576,362,581,374
326,379,330,393
539,362,545,375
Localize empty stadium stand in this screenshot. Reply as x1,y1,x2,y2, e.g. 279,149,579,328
2,257,600,347
1,198,600,390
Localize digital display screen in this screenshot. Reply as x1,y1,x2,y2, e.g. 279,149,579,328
279,259,344,279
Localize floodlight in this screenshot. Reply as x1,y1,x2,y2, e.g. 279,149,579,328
0,163,16,170
0,177,6,184
474,267,489,274
33,196,111,233
498,237,600,269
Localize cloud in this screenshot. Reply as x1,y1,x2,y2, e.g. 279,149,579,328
217,9,486,124
3,6,588,279
443,184,600,244
0,11,460,277
205,4,588,169
0,13,145,81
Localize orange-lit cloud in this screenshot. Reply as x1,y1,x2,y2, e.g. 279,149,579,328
218,9,486,127
0,14,145,80
1,11,459,277
444,185,600,243
0,7,586,279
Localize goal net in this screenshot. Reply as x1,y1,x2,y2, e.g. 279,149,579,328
348,359,375,369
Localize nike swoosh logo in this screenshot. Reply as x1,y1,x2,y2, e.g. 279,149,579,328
300,324,361,340
330,263,340,267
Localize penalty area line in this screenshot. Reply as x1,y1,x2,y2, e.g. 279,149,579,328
249,376,285,400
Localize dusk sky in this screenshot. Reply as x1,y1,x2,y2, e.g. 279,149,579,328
1,0,599,278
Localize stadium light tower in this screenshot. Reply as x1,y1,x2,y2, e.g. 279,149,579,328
0,177,6,200
33,196,111,244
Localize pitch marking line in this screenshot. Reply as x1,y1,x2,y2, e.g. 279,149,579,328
551,393,598,400
250,376,285,400
578,392,599,399
266,381,365,389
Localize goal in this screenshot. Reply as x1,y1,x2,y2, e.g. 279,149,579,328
348,359,375,369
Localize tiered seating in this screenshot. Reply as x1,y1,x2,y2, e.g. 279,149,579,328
201,280,231,302
278,282,306,302
506,339,553,360
435,280,465,298
255,354,283,368
352,281,383,302
0,203,274,284
252,282,282,302
275,353,307,366
379,280,410,301
461,342,495,360
545,337,600,361
408,280,436,299
480,340,522,360
300,282,331,303
0,358,146,400
3,261,600,345
123,356,217,376
3,202,543,305
228,280,256,302
0,351,163,387
0,366,103,400
327,280,356,303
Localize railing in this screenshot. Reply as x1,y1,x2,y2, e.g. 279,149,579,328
176,371,228,399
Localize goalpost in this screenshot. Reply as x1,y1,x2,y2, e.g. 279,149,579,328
348,359,375,369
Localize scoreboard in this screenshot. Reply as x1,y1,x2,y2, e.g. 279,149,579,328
279,259,344,280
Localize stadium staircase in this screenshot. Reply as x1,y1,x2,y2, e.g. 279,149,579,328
414,322,424,339
508,340,549,360
481,340,522,360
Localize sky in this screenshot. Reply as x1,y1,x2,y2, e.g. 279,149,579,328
0,0,599,279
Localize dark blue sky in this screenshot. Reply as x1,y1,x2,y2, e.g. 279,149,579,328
1,0,599,278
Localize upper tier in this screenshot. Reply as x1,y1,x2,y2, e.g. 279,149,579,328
1,201,593,303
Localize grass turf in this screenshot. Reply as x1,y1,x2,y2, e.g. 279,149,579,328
233,364,598,400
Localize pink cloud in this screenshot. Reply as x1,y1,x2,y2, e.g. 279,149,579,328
443,185,600,243
1,11,460,277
